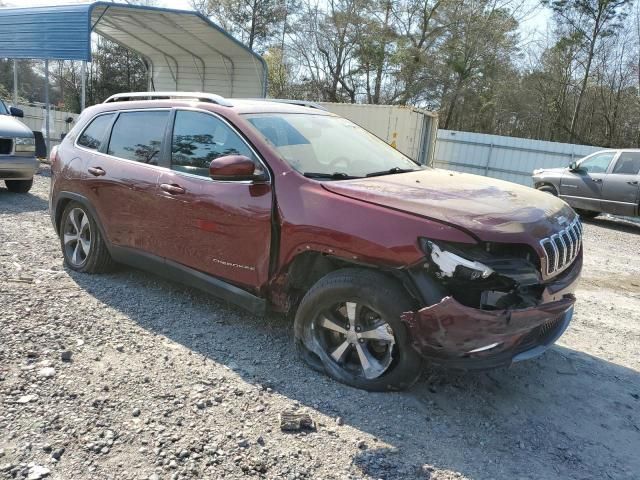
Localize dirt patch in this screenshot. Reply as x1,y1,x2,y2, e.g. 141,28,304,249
1,172,638,479
580,272,640,293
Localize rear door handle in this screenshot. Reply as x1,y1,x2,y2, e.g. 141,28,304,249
88,167,106,177
627,180,639,185
160,183,186,195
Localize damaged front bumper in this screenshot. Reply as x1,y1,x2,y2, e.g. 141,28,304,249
401,295,575,370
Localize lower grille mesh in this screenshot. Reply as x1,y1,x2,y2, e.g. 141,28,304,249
518,314,565,352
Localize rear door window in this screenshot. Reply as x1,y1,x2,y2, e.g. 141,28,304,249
612,152,640,175
107,111,169,165
77,113,114,150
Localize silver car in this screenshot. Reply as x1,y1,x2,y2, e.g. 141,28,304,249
532,149,640,218
0,99,38,193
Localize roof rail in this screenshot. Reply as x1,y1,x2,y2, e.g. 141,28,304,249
263,99,327,111
103,91,233,107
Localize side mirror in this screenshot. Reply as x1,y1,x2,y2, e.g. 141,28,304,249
568,161,579,172
209,155,266,182
10,107,24,118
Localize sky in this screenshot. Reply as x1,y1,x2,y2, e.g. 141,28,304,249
4,0,552,40
5,0,195,9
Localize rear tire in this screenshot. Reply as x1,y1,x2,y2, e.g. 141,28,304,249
60,202,114,273
5,178,33,193
294,268,422,391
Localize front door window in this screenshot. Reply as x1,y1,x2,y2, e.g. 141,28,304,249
579,152,616,174
171,110,257,177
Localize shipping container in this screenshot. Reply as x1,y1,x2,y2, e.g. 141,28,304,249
318,103,438,165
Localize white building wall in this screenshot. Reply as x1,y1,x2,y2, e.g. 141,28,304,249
17,104,80,146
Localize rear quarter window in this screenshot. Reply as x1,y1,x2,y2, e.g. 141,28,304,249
77,114,114,150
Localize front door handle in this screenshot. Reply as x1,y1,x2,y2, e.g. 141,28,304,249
627,180,639,185
592,178,602,183
88,166,106,177
160,183,186,195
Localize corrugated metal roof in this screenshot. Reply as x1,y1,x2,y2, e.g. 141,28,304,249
0,3,91,61
0,1,267,97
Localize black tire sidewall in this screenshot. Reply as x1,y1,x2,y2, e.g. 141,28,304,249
294,269,422,391
576,209,600,219
5,178,33,193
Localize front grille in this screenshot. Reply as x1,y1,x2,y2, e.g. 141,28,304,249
0,138,13,155
540,217,582,276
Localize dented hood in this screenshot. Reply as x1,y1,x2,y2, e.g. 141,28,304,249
322,169,576,243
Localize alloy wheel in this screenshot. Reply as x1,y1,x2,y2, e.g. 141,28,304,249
63,208,91,267
313,301,396,379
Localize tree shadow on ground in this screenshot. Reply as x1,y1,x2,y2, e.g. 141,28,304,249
0,169,50,214
68,268,640,480
0,187,49,214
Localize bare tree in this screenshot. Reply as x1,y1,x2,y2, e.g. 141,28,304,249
544,0,632,142
190,0,289,50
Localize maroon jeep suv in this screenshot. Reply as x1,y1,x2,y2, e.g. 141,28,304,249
49,92,581,391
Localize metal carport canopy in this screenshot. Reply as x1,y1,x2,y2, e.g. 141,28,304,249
0,1,267,98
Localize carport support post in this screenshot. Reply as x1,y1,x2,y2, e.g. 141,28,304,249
44,59,50,155
13,60,18,106
81,60,86,111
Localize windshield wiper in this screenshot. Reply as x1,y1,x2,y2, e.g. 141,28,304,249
365,167,419,177
303,172,361,180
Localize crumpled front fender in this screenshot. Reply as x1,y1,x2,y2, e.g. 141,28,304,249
401,295,575,360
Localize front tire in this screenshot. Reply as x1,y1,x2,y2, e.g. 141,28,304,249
576,209,600,219
5,178,33,193
294,269,422,391
60,202,114,273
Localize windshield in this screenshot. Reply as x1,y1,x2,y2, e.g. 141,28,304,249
0,100,8,115
243,113,422,178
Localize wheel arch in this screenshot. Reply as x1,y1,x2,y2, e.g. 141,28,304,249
534,181,559,194
273,251,425,313
54,192,111,251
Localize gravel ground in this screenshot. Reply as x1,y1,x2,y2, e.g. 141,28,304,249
1,170,639,480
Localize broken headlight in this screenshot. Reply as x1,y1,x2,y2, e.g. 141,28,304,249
420,239,494,281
